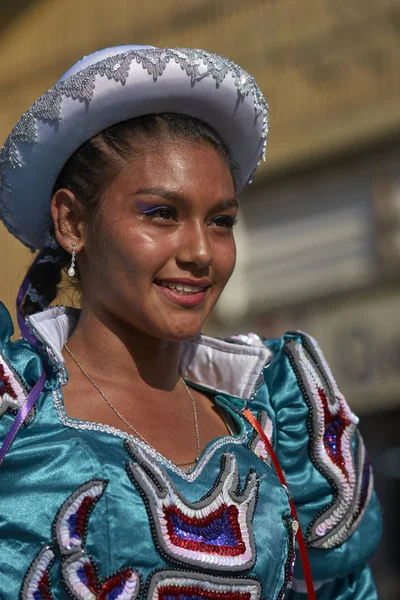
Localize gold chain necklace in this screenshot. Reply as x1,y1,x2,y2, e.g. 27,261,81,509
63,343,201,467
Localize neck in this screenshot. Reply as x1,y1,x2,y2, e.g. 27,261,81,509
66,304,182,392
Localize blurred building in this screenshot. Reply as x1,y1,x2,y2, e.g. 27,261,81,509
1,1,400,597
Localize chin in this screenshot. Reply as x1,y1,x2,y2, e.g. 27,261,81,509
156,315,206,342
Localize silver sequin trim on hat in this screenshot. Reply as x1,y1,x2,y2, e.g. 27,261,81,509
51,389,249,483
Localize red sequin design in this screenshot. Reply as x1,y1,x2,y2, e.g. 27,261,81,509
157,586,251,600
0,363,17,398
83,562,98,595
74,496,96,538
37,571,53,600
76,562,135,599
318,387,352,482
98,568,134,600
164,503,246,556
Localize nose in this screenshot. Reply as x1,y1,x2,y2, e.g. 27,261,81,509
176,222,213,268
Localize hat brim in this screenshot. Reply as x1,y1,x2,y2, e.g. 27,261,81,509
0,46,268,250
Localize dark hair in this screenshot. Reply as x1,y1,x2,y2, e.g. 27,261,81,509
20,113,238,317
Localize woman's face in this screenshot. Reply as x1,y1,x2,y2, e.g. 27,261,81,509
79,140,237,341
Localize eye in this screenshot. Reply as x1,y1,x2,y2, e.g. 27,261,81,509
211,215,238,229
142,205,177,220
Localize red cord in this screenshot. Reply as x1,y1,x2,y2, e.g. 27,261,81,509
243,408,316,600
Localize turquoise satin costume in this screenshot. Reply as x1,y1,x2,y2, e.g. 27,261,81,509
0,302,382,600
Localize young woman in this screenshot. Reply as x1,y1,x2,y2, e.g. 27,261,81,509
0,46,382,600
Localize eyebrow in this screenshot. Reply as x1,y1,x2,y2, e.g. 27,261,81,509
133,187,238,210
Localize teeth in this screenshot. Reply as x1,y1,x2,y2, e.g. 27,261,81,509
157,280,206,293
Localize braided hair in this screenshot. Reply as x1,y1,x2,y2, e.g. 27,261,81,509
20,114,238,318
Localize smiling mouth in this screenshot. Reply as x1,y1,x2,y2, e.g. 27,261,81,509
154,280,210,295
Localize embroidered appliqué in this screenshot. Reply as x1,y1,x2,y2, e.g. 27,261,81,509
285,333,374,549
146,569,262,600
247,409,273,465
61,553,140,600
126,444,259,571
53,479,107,553
52,479,141,599
276,516,297,600
0,353,33,422
20,545,55,600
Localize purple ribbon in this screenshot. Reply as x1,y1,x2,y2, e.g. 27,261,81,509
16,252,42,346
0,369,46,467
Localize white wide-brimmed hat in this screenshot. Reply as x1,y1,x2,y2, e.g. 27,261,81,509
0,45,269,250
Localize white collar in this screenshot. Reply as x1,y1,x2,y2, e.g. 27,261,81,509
27,306,272,401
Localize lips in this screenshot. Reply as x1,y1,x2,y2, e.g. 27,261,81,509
156,280,209,293
153,278,211,307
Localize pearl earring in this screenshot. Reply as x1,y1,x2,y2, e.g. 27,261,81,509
68,242,77,277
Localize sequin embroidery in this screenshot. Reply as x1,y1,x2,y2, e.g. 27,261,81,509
53,479,107,553
52,479,141,599
126,445,258,571
276,516,297,600
20,545,55,600
285,333,373,549
0,352,32,422
146,570,262,600
247,409,273,466
62,553,140,600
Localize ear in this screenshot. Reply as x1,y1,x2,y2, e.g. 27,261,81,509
51,189,86,252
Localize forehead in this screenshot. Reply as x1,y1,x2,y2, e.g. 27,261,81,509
106,140,236,200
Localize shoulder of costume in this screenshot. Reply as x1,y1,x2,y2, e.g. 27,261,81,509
0,301,50,426
232,327,382,578
223,330,313,396
228,329,343,401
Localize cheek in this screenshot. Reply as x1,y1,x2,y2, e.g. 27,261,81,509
104,227,175,279
214,237,237,281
